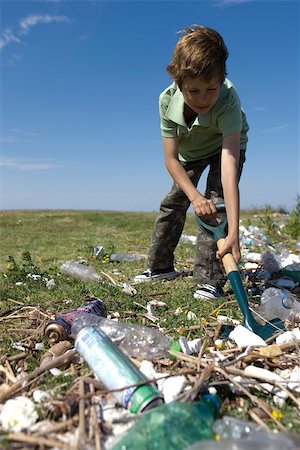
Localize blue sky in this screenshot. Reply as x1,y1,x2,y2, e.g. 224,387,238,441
1,0,299,212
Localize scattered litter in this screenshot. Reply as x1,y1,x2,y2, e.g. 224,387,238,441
94,245,105,258
179,336,202,355
110,253,146,262
275,327,300,345
179,233,197,244
229,325,267,347
0,396,38,432
122,283,137,296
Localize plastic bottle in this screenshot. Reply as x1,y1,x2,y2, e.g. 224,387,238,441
109,253,146,262
60,261,102,282
71,313,179,361
186,432,297,450
112,393,221,450
255,287,295,322
186,416,299,449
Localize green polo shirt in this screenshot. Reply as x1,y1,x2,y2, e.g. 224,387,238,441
159,79,249,162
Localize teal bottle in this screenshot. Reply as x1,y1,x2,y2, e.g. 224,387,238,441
112,394,221,450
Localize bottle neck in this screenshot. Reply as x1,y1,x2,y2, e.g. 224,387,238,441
200,394,222,416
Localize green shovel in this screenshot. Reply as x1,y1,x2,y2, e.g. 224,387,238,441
195,203,285,339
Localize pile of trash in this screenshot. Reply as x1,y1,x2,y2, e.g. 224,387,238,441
1,223,300,449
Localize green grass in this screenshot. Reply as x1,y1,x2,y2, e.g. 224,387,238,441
0,205,300,437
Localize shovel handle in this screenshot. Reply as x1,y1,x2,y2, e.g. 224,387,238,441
217,238,239,274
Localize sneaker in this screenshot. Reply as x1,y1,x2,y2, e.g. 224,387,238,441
134,268,177,283
194,284,224,300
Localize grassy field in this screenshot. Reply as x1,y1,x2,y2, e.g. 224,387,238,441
0,205,300,444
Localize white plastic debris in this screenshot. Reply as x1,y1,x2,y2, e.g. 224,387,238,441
32,389,51,404
146,303,158,318
243,252,262,263
140,360,186,403
244,262,259,270
276,327,300,345
179,233,197,244
217,315,240,326
186,310,197,320
279,253,300,268
147,299,168,308
45,278,56,289
0,396,39,432
179,336,202,355
122,283,137,296
229,325,267,347
35,342,44,351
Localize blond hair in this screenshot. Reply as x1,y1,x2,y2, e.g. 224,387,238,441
167,25,228,87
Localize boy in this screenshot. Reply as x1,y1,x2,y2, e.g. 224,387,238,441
135,25,249,300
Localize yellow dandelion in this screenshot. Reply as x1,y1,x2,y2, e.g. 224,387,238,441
176,328,184,335
6,262,14,270
272,409,283,420
215,434,221,442
201,318,207,327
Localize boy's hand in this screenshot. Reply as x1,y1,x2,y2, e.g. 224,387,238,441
192,196,217,218
217,236,241,263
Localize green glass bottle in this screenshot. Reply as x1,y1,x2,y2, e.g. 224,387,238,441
112,394,221,450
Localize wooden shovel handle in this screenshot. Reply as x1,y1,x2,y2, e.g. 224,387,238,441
217,238,239,275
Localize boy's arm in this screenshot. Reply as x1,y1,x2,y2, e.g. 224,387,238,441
163,137,217,217
217,131,241,262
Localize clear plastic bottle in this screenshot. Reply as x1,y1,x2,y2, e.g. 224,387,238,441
255,287,295,322
112,394,221,450
187,432,297,450
71,313,178,361
109,253,146,262
60,261,102,282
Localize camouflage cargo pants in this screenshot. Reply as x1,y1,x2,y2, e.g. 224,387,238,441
148,150,246,288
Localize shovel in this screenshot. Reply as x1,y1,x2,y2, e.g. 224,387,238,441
195,203,286,339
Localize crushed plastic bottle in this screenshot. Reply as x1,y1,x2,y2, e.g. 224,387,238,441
71,313,179,361
255,287,295,322
110,253,146,262
60,261,102,282
187,415,299,449
187,431,297,450
112,394,221,450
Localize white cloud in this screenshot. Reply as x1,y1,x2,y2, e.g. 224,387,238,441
0,129,40,143
253,106,267,112
0,14,71,50
213,0,251,6
261,123,293,134
19,14,71,35
0,28,21,49
0,157,58,170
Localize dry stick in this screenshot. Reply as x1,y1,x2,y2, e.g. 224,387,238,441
213,321,223,342
7,352,27,362
248,409,271,430
4,360,17,381
0,349,76,403
169,350,286,432
77,378,86,449
216,367,287,432
89,382,102,450
6,432,70,449
98,270,118,285
33,416,79,437
7,298,25,305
